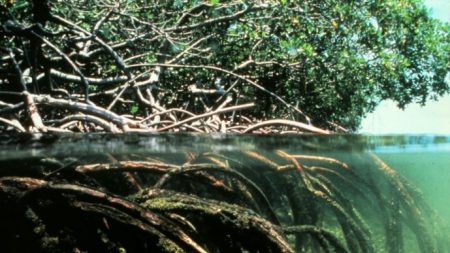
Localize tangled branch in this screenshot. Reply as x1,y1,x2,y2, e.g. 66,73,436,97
0,0,336,134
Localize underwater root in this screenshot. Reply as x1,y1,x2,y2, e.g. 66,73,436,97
0,176,292,253
283,225,350,253
0,151,446,253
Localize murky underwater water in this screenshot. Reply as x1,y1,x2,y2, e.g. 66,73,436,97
0,134,449,253
374,151,450,253
378,152,450,225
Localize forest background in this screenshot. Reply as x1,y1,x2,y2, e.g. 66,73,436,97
1,0,449,133
361,0,450,134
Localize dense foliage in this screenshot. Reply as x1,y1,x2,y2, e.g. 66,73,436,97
1,0,449,132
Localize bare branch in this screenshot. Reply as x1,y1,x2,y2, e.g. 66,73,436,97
166,3,254,32
48,114,121,132
157,103,255,132
48,69,128,85
23,91,46,132
7,49,27,91
127,63,311,123
243,119,330,134
0,117,26,132
31,31,91,102
30,93,141,130
167,35,211,64
141,108,196,124
52,15,132,80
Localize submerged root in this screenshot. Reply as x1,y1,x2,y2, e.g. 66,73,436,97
135,189,293,253
370,153,438,253
283,225,350,253
0,177,208,253
0,149,446,253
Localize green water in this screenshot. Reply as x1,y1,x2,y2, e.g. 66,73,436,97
378,152,450,229
0,134,449,253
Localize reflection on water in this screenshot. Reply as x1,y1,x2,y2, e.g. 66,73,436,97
0,134,449,253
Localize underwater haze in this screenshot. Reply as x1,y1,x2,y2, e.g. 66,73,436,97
0,134,449,253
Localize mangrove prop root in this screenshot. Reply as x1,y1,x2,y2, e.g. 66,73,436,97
0,150,446,252
135,189,293,253
154,164,280,224
0,177,208,253
283,225,350,253
370,153,438,253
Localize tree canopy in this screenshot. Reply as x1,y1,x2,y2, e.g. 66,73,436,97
1,0,449,133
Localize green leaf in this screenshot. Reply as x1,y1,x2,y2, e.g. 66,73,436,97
130,104,139,114
210,0,219,5
88,85,97,92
